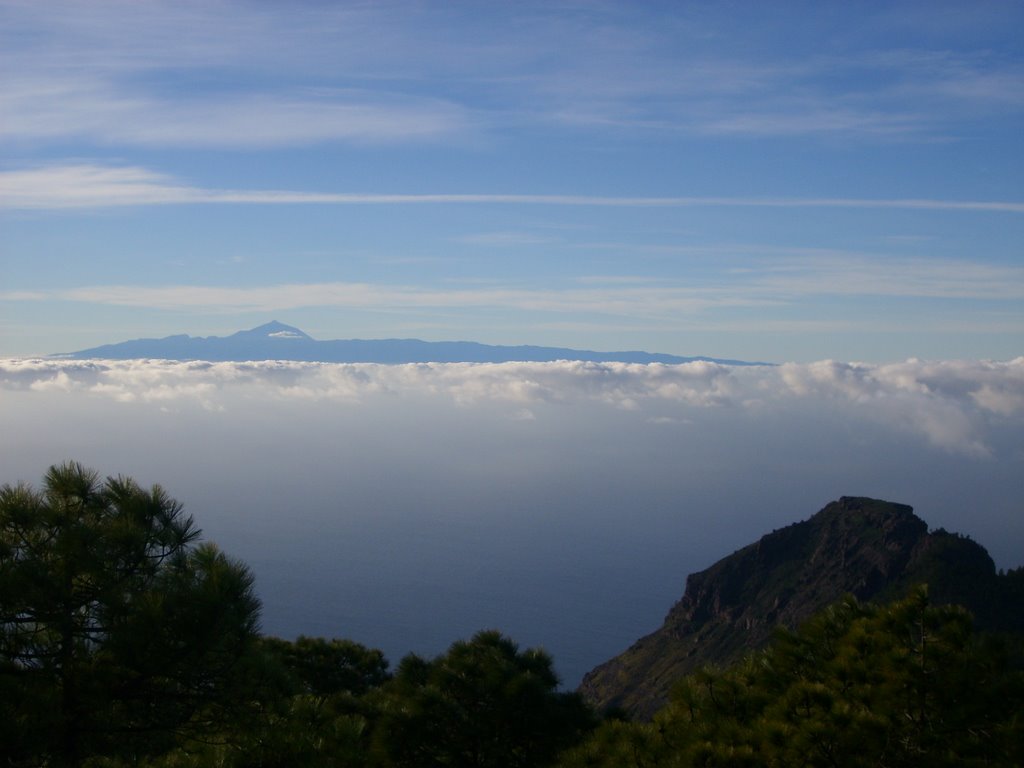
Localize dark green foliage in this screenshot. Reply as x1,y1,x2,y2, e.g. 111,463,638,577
204,691,376,768
561,587,1024,767
147,631,595,768
210,637,390,767
261,635,390,698
0,462,262,767
372,630,597,768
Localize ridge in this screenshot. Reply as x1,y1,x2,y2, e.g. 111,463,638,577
578,496,1017,719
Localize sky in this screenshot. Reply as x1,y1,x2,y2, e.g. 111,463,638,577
1,1,1023,686
2,0,1023,362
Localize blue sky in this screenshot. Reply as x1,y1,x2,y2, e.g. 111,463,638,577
2,0,1022,361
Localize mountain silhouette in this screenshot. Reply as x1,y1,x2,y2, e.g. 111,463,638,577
56,322,768,365
579,496,1024,719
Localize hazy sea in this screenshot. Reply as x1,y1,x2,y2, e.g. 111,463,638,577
3,358,1022,686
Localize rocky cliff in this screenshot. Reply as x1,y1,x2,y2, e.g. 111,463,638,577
579,496,1020,719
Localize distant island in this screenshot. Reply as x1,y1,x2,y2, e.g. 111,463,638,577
55,321,769,365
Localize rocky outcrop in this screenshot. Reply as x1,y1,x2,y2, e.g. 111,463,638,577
579,496,1014,720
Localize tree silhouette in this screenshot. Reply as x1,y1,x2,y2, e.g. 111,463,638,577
561,587,1024,767
373,630,595,768
0,462,261,767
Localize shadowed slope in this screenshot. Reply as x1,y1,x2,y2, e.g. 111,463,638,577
579,496,1020,719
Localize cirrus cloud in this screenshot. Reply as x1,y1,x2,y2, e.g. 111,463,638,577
4,164,1024,214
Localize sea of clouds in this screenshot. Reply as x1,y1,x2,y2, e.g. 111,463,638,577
2,357,1022,684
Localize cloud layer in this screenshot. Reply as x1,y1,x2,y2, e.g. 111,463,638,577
4,357,1022,458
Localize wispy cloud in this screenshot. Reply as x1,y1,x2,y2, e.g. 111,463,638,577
0,78,471,147
455,232,560,247
4,164,1024,213
3,2,1022,149
1,3,474,147
749,255,1024,301
5,250,1022,325
3,281,763,318
698,108,925,137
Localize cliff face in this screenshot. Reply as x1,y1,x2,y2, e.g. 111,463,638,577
579,497,1010,720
